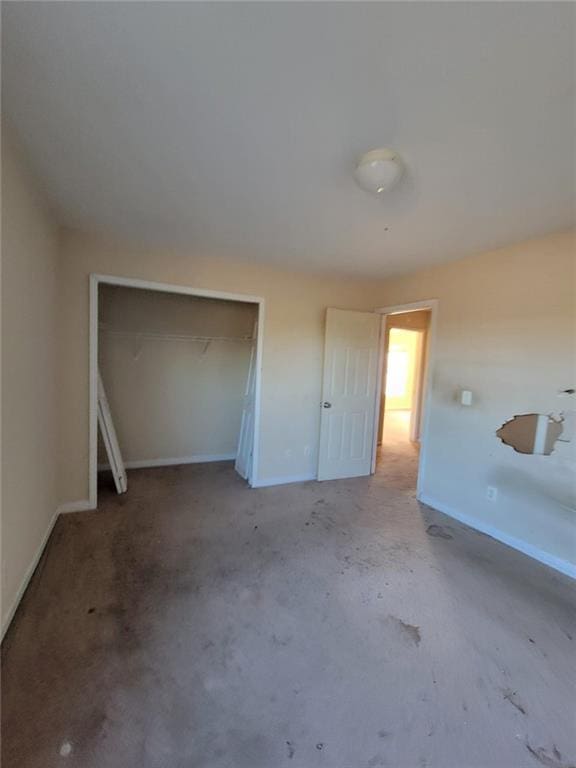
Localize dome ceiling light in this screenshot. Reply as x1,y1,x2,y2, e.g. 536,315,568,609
354,148,403,195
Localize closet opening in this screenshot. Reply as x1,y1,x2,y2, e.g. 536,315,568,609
89,276,264,506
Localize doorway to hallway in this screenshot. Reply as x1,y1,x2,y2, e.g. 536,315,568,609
316,301,437,490
376,308,432,492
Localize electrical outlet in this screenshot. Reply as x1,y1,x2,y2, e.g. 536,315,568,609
486,486,498,502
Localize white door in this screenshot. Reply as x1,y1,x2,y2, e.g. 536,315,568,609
235,323,257,482
97,371,128,494
318,309,381,481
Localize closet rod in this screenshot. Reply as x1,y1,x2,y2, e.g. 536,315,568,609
98,326,253,344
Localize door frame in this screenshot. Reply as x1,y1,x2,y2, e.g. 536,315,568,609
409,328,427,443
371,299,438,499
89,274,265,508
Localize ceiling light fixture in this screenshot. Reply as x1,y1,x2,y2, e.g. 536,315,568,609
354,148,403,196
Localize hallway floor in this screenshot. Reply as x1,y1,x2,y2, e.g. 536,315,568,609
377,408,420,491
2,462,575,768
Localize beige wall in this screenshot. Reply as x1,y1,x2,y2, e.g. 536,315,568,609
58,229,576,570
4,124,573,601
379,231,576,568
58,231,388,502
98,286,257,465
1,129,60,632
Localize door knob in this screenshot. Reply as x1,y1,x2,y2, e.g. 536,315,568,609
322,401,332,408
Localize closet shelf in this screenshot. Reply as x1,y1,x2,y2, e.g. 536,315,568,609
98,325,253,344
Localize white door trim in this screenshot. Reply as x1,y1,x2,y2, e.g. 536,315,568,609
372,299,438,499
409,329,427,443
371,313,387,470
235,320,258,483
89,274,265,509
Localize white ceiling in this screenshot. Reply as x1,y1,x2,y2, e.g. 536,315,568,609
3,2,574,277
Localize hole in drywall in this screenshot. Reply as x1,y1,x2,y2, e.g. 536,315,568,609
496,414,564,455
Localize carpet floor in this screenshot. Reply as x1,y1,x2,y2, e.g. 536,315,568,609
2,449,574,767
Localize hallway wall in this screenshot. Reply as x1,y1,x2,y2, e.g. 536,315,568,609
384,328,421,411
379,310,431,442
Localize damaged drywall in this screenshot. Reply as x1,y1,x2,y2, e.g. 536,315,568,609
496,414,564,455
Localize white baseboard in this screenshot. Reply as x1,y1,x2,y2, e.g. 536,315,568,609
98,453,236,471
251,473,317,488
418,493,576,580
1,509,59,641
57,499,95,514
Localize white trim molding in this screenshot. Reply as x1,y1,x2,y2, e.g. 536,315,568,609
89,274,265,506
1,510,59,640
419,493,576,580
98,453,236,471
56,499,96,514
251,473,317,488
